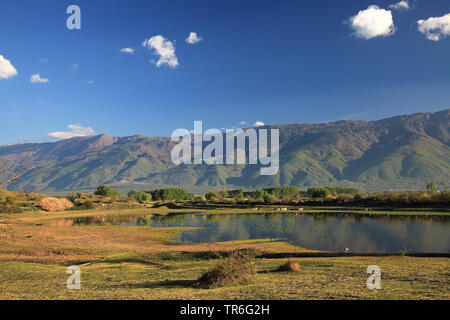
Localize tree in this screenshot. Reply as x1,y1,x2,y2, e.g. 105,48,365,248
149,188,188,201
307,188,330,198
137,192,152,203
264,194,279,204
263,186,299,198
128,190,138,200
228,189,244,199
426,182,436,193
94,185,122,198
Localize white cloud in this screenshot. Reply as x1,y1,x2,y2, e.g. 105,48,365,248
349,5,395,39
254,121,265,127
38,58,48,64
142,35,179,68
239,121,247,126
417,13,450,41
87,80,94,85
389,1,410,11
30,74,49,83
0,55,18,80
48,124,95,139
119,47,134,54
71,64,79,70
186,32,203,44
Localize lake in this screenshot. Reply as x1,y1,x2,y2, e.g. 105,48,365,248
71,213,450,254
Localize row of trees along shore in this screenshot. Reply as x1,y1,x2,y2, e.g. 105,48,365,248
121,184,449,207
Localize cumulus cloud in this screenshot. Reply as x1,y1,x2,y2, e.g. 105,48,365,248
239,121,247,126
417,13,450,41
119,47,134,54
87,80,94,85
142,35,179,68
185,32,203,44
30,74,49,83
389,1,410,11
48,124,95,139
0,55,18,80
254,121,265,127
349,5,395,39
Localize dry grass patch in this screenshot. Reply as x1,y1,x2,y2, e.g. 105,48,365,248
39,197,73,212
193,249,258,288
276,260,300,272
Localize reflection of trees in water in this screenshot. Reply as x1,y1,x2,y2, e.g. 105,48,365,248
157,213,450,253
151,213,189,226
71,215,151,226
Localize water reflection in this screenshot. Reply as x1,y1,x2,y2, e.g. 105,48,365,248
151,213,450,254
71,214,152,226
68,213,450,253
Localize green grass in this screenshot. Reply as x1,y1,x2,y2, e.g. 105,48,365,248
0,256,448,300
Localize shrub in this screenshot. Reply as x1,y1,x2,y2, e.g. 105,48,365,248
39,197,74,212
0,204,23,214
205,191,218,201
264,194,279,204
94,185,122,198
5,197,14,204
66,193,81,203
192,195,205,202
137,191,152,203
193,250,257,288
276,260,300,272
81,200,96,210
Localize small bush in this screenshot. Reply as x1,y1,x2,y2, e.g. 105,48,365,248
39,197,74,212
66,193,82,203
193,249,257,289
78,200,96,210
276,260,300,272
0,204,23,213
5,197,14,205
205,191,218,201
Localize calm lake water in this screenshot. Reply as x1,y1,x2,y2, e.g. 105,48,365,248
71,213,450,254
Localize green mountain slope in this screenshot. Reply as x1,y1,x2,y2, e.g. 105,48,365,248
1,110,449,193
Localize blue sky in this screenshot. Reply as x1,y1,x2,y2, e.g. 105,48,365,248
0,0,449,144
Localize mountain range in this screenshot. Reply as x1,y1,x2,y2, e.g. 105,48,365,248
1,110,449,194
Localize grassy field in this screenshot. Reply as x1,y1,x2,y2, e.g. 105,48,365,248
0,207,448,300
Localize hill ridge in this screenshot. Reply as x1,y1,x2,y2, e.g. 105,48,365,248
1,109,448,193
